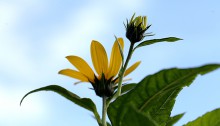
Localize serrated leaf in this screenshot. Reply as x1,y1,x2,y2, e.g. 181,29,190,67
115,103,158,126
20,85,101,125
108,64,220,126
166,113,185,126
184,108,220,126
134,37,182,50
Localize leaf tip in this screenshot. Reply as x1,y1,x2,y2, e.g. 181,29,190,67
20,97,24,106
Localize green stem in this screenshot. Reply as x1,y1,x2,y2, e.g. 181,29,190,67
102,96,107,126
117,42,134,96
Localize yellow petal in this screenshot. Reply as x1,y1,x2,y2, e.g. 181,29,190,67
114,61,141,84
66,56,95,81
90,40,108,77
58,69,89,82
124,61,141,77
107,38,124,79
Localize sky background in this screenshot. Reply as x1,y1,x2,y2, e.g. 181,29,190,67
0,0,220,126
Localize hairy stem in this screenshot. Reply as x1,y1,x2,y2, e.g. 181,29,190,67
117,42,134,96
102,96,107,126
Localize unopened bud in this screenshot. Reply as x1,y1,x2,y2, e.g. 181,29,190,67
125,14,151,43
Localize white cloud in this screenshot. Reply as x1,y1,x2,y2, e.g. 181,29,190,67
0,1,54,125
46,0,147,60
0,0,147,125
0,3,20,25
48,3,108,59
0,86,48,126
0,0,52,81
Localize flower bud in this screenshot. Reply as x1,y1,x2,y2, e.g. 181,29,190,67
125,14,151,43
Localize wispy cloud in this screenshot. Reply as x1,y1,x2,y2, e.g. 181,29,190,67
0,0,145,125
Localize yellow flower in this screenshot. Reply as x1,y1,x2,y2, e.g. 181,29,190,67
59,38,140,97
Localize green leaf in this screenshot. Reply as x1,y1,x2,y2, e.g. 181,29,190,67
134,37,182,50
117,103,158,126
121,83,136,94
166,113,185,126
20,85,101,125
108,64,220,126
184,108,220,126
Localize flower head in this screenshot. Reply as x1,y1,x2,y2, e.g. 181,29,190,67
125,14,151,43
59,38,140,97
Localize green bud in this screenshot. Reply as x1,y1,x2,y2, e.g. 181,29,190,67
125,14,151,43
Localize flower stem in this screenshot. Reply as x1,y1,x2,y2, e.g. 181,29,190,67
102,96,107,126
117,42,134,96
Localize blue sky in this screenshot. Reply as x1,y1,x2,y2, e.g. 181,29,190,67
0,0,220,126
